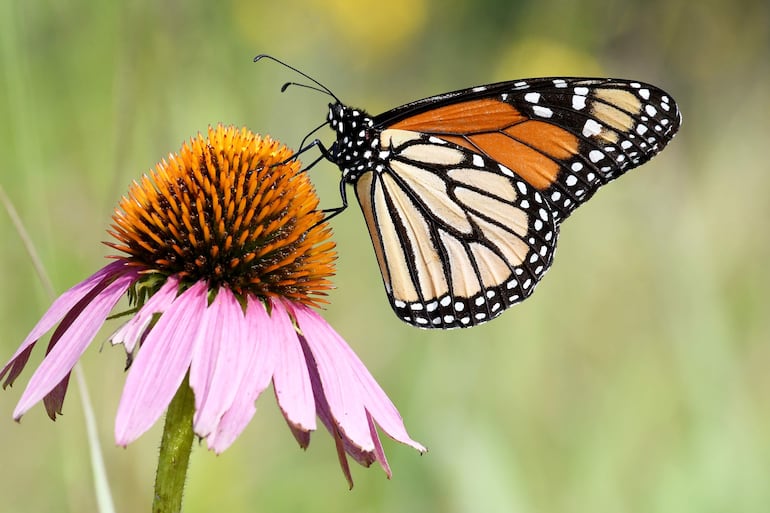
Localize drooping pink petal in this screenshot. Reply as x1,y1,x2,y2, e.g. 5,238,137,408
291,303,426,453
110,276,180,352
114,280,208,445
191,288,248,438
298,338,390,485
12,269,138,420
42,371,71,420
288,305,371,450
1,347,33,390
366,411,391,478
299,334,375,470
1,260,131,387
330,424,355,490
207,296,278,453
285,423,312,450
270,298,316,434
37,273,132,420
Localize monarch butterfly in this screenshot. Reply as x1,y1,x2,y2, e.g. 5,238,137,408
255,55,681,329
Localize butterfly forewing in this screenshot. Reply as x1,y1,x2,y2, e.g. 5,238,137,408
380,78,682,221
501,78,682,219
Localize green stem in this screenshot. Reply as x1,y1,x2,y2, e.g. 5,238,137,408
152,374,195,513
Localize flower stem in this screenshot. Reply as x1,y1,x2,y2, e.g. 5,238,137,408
152,374,195,513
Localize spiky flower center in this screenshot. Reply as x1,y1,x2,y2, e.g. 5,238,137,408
108,125,336,306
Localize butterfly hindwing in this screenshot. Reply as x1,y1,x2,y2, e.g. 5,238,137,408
353,129,558,328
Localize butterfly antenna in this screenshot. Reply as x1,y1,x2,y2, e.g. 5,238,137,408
281,81,333,97
254,54,340,103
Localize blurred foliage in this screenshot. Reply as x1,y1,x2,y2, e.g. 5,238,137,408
1,0,769,512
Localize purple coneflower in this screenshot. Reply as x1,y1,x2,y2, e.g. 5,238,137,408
2,125,424,489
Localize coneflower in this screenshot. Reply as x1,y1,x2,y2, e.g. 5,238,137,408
1,125,425,499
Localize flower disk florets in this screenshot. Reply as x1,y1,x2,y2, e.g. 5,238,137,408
108,125,335,306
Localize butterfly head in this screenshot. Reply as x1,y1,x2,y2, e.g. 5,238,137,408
327,103,379,183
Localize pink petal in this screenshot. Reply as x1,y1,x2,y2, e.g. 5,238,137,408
42,371,71,420
110,276,180,352
292,303,426,453
288,306,370,450
114,280,208,445
285,423,312,450
207,297,278,452
302,340,375,468
366,411,391,478
270,298,316,433
1,260,130,386
1,347,33,390
12,269,137,420
330,426,355,489
191,288,248,438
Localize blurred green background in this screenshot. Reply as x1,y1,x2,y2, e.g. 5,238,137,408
2,0,769,512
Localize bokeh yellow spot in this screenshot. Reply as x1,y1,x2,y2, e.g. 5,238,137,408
312,0,428,59
495,38,604,79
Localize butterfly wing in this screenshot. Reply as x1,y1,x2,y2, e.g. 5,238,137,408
335,77,680,328
378,77,681,220
353,129,558,329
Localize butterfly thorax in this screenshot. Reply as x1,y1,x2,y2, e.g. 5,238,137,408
327,102,383,183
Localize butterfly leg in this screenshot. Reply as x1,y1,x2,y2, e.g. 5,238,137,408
307,140,351,221
271,137,326,173
292,137,336,174
305,177,347,230
296,120,329,158
282,137,349,224
274,138,322,166
320,178,349,222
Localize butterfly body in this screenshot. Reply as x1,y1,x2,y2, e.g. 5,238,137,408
320,76,681,329
327,103,380,184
